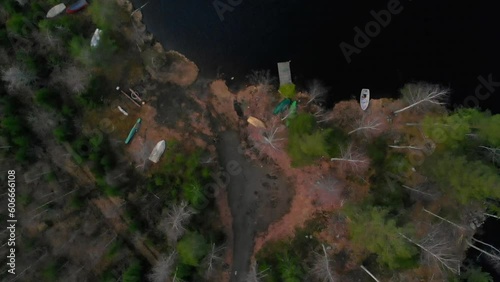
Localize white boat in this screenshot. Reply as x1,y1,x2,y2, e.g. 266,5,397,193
360,88,370,111
90,28,103,48
148,140,166,163
46,3,66,18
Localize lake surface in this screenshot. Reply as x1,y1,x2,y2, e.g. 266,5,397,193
133,0,499,110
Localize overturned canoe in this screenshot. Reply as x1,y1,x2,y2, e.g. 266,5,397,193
66,0,88,14
46,3,66,18
247,116,266,129
148,140,166,163
273,98,291,115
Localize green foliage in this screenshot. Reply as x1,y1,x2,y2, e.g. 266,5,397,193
35,88,61,110
122,260,142,282
18,193,32,207
88,0,127,30
6,14,27,35
256,220,322,282
461,267,493,282
279,83,296,99
41,262,58,281
77,75,107,108
182,181,206,208
343,205,418,269
0,96,34,162
477,114,500,147
425,153,500,204
53,126,70,142
287,113,347,166
177,232,208,266
278,253,303,282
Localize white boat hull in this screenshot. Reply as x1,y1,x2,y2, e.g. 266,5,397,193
148,140,166,163
46,3,66,18
360,88,370,111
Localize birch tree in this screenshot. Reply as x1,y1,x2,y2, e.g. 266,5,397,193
330,144,369,172
348,115,382,136
202,243,226,279
399,223,461,275
258,123,285,152
310,244,336,282
148,251,177,282
245,260,268,282
158,201,195,243
394,82,449,114
306,79,328,105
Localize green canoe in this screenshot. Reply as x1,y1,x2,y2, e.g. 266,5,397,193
125,118,142,144
273,98,292,115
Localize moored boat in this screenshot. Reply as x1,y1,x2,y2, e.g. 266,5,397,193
360,88,370,111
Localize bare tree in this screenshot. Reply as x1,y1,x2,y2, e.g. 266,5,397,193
348,115,382,136
51,65,90,94
245,260,268,282
158,201,195,243
394,82,449,114
258,123,285,151
360,265,380,282
315,175,340,193
402,184,439,200
27,108,60,139
148,251,177,282
403,223,461,275
32,30,64,55
330,144,369,172
1,64,37,91
312,107,334,123
202,243,226,279
310,244,336,282
306,79,328,105
246,69,276,87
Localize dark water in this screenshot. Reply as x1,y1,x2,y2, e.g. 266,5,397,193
133,0,499,110
132,0,500,278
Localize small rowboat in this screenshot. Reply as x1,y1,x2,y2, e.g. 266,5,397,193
247,116,266,129
66,0,88,14
360,88,370,111
148,140,166,163
46,3,66,18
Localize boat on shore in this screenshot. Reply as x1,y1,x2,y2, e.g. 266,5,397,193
125,118,142,144
148,140,166,163
360,88,370,111
66,0,88,14
273,98,292,115
46,3,66,18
